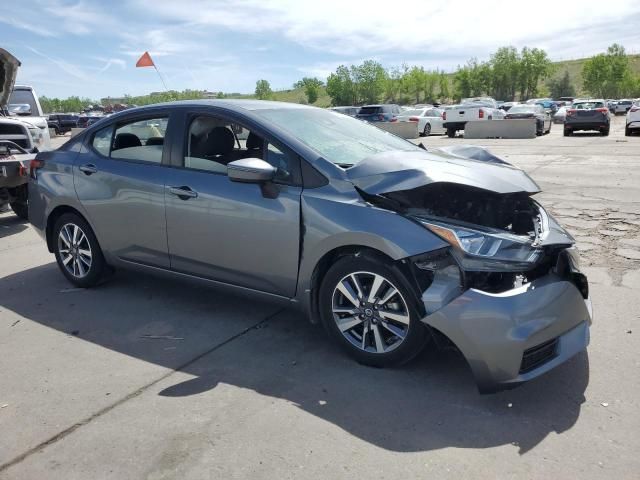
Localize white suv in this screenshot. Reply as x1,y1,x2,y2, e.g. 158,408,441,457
625,100,640,136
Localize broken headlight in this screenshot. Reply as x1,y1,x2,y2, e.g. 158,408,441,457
420,220,542,271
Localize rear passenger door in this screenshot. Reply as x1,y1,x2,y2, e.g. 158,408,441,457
74,113,173,268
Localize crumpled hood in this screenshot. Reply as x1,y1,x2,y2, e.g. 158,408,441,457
0,48,20,108
347,146,540,195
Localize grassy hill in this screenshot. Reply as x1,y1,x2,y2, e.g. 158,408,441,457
225,54,640,107
549,54,640,93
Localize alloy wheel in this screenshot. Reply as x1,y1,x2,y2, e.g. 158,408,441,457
331,271,411,354
58,223,93,278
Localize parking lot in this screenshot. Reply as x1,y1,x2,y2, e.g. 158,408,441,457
1,115,639,479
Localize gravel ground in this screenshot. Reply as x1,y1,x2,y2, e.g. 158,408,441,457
0,118,639,479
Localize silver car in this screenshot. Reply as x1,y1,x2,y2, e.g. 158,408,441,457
29,100,592,393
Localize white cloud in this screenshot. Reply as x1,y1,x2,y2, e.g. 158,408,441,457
133,0,640,60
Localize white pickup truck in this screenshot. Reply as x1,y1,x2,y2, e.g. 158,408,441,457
1,48,41,218
442,97,505,138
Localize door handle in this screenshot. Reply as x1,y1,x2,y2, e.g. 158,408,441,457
168,186,198,199
79,164,97,175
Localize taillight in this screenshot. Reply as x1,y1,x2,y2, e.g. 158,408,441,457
566,109,576,117
389,118,398,122
478,109,484,119
408,116,419,122
442,111,447,121
30,158,44,179
630,106,639,112
596,108,608,114
378,114,385,121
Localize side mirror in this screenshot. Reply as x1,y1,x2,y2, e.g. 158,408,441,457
8,104,32,116
227,158,276,183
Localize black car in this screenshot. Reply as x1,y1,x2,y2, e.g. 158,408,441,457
47,114,78,135
505,104,552,135
77,116,105,128
564,99,610,136
355,104,401,122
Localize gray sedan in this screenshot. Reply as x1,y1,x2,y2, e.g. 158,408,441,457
29,100,591,393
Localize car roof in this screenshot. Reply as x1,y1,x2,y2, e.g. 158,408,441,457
127,99,317,113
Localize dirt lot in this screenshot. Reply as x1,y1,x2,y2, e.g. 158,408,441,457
1,117,639,479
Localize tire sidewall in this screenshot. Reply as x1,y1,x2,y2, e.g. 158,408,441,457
53,213,105,287
319,254,428,367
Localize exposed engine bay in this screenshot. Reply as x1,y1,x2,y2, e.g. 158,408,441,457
384,182,539,236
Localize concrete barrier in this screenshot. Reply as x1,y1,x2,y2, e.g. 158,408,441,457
375,121,419,139
464,119,537,139
70,128,84,137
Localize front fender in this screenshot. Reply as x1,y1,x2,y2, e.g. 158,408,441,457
296,190,447,313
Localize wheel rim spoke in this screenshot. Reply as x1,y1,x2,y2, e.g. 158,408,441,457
336,280,360,308
336,315,363,333
349,274,365,299
378,286,398,306
379,310,410,325
380,320,406,339
367,274,385,303
62,254,73,265
372,324,385,353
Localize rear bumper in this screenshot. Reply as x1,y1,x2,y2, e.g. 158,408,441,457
565,121,609,131
442,122,466,130
421,273,591,393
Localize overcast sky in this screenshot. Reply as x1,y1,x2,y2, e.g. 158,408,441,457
2,0,639,99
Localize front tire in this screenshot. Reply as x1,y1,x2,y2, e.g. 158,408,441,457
423,123,431,136
53,213,106,288
319,254,429,367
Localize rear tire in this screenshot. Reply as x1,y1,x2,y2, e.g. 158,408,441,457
9,202,28,220
564,128,572,136
625,126,631,136
53,213,106,288
446,127,456,138
319,254,429,367
601,127,610,136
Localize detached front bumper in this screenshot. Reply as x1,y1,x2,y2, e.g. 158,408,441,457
421,273,591,393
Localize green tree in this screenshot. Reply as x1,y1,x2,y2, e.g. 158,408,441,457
519,47,553,100
326,65,356,106
583,44,637,98
489,46,520,100
255,79,273,100
438,72,450,101
351,60,388,104
294,77,324,104
547,70,576,99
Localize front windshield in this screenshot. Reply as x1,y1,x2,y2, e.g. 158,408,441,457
573,101,604,109
400,109,424,116
509,105,535,113
9,89,38,114
254,108,421,167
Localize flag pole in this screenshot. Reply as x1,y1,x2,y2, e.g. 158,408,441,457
153,64,169,91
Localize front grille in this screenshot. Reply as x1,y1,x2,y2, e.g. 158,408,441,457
519,338,558,374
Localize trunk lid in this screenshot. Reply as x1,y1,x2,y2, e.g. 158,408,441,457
0,49,21,108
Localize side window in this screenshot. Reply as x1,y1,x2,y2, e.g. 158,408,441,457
110,117,167,163
266,144,294,184
91,125,113,157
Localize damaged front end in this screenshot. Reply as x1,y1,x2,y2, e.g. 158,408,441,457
353,149,592,392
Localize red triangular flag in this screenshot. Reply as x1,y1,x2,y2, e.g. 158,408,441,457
136,51,155,68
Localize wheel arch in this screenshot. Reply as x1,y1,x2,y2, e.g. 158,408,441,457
45,205,91,253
